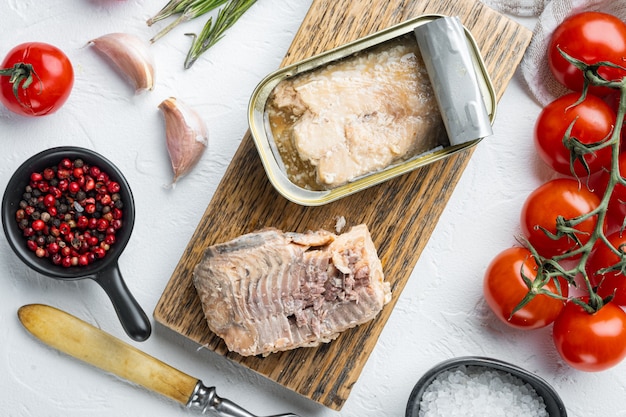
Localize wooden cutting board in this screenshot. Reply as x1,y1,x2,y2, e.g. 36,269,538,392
154,0,532,410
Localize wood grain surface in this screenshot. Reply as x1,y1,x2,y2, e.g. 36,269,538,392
154,0,532,410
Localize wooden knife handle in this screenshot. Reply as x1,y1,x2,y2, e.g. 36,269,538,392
18,304,198,406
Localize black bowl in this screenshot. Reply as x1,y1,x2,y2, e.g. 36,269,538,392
2,146,151,341
406,356,567,417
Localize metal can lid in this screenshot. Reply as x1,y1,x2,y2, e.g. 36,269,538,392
414,16,493,146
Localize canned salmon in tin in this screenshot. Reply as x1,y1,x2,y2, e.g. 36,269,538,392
248,14,496,206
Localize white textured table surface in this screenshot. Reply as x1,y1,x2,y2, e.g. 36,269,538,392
1,2,624,417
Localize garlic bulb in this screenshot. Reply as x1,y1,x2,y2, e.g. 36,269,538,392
89,33,155,94
158,97,208,184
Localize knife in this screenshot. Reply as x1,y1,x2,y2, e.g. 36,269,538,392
17,304,299,417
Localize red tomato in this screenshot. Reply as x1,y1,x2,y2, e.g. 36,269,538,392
587,231,626,306
0,42,74,116
548,11,626,97
534,93,615,177
521,178,602,259
553,298,626,372
484,247,568,329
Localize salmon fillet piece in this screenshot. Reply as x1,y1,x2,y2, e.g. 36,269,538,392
192,224,391,357
268,36,444,189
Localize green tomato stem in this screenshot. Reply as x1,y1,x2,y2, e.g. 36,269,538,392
0,62,42,109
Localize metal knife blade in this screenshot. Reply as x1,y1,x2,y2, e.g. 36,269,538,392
17,304,300,417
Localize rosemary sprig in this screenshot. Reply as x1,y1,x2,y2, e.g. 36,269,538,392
183,0,257,69
147,0,192,27
149,0,229,43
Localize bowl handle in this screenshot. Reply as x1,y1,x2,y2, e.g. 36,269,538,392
93,263,152,341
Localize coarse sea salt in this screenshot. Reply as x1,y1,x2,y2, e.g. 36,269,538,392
418,365,548,417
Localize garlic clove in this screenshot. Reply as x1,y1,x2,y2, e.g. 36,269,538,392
89,33,155,94
158,97,208,185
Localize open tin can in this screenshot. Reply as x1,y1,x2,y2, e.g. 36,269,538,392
248,14,496,206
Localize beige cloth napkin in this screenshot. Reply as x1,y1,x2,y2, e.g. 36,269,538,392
481,0,626,106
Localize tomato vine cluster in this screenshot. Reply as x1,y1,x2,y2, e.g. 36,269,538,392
483,12,626,372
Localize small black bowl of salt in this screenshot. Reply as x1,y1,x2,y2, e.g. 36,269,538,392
405,356,567,417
